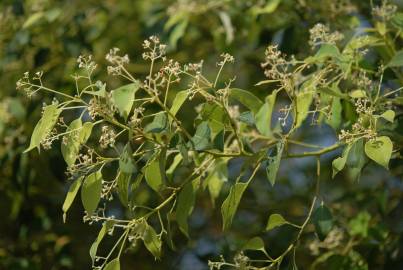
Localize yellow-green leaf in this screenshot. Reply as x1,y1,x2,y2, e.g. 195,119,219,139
266,213,287,231
364,136,393,169
62,177,83,222
221,182,248,231
81,170,103,215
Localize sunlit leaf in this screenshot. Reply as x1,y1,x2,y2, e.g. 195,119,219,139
169,90,188,117
119,144,136,173
255,91,277,137
145,155,164,192
62,177,83,223
89,220,114,263
332,144,352,178
387,49,403,67
111,82,140,120
81,170,103,215
380,110,395,122
104,258,120,270
243,237,265,251
25,104,62,152
266,213,287,231
364,136,392,169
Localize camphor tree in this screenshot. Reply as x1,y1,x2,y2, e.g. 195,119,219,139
17,1,403,269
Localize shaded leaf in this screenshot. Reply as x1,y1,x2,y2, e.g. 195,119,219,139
143,224,162,259
144,112,168,133
191,121,211,151
229,88,263,114
116,172,131,207
387,49,403,67
119,144,136,173
221,182,248,230
312,204,333,241
238,111,255,126
265,141,284,185
243,237,265,251
176,177,200,237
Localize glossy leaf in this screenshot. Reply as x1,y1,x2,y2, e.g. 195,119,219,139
81,170,103,215
364,136,392,169
221,182,248,230
312,204,333,241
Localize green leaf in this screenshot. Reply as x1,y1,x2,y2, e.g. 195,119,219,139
387,49,403,67
266,213,287,231
229,88,263,114
250,0,282,16
169,19,188,49
144,112,168,133
238,111,255,126
243,237,265,251
111,82,140,120
61,119,82,167
169,90,188,117
349,90,367,98
89,220,114,263
332,144,352,178
191,121,211,151
255,91,277,137
201,103,227,136
116,172,131,207
265,141,284,185
364,136,392,169
346,139,366,181
145,155,164,192
312,204,333,241
81,170,103,215
23,12,44,28
62,177,83,223
221,182,248,230
311,44,341,62
205,158,228,207
348,211,371,238
166,153,183,177
143,224,162,259
176,177,200,237
119,144,136,173
380,110,395,122
326,96,342,129
103,258,120,270
25,104,62,153
294,90,313,129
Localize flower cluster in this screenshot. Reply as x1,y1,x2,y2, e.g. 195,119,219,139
105,48,130,76
99,125,116,148
309,23,344,49
372,0,397,21
142,35,167,62
77,55,97,74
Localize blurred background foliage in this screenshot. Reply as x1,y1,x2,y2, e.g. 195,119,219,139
0,0,403,269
